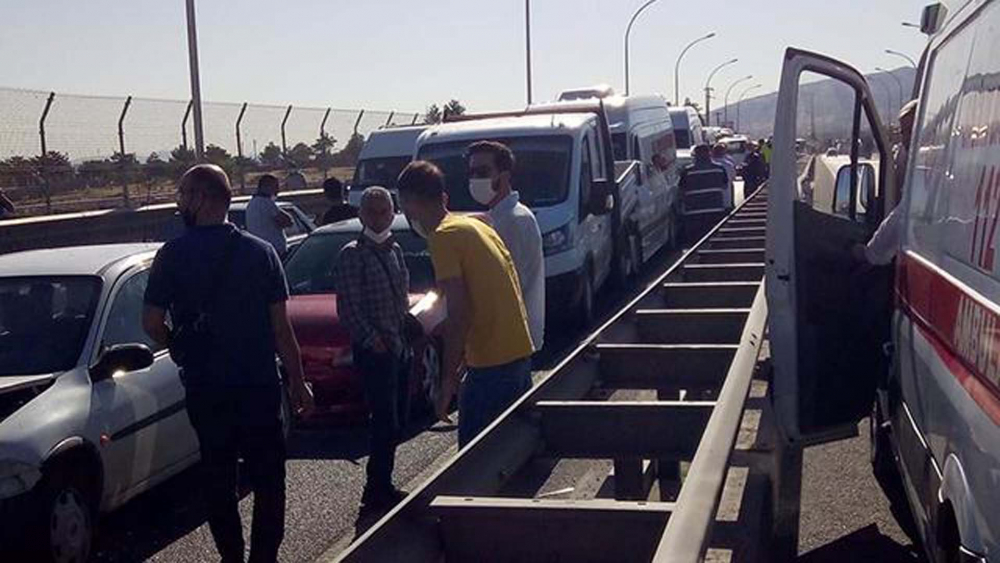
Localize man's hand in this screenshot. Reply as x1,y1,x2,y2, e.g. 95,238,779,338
290,380,314,417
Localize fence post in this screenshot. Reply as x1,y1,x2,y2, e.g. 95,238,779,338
281,105,293,164
320,107,331,179
182,100,193,152
38,92,55,214
384,111,395,128
352,110,365,138
411,113,420,125
236,102,248,192
118,95,133,206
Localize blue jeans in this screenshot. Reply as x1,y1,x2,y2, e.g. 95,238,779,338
458,357,532,447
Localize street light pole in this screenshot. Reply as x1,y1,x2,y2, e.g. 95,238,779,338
723,74,753,127
525,0,533,104
675,32,716,105
704,57,737,126
885,48,917,68
624,0,661,97
877,66,905,109
185,0,205,160
736,83,761,133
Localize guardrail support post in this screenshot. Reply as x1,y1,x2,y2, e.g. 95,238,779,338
411,113,420,125
766,399,803,560
384,111,395,128
118,95,133,207
235,102,248,192
38,92,55,214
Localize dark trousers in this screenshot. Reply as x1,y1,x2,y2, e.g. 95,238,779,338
185,388,286,563
354,345,408,492
458,357,532,447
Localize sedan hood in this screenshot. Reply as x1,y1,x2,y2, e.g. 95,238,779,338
0,374,56,423
0,374,55,397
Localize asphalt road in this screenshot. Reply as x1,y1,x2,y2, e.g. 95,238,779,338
91,183,927,562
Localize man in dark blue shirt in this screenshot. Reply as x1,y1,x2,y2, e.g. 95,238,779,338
142,164,312,563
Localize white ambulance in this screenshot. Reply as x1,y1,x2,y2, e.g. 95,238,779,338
768,3,999,561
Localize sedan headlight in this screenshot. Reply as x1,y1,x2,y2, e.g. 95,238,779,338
542,224,573,257
0,459,41,500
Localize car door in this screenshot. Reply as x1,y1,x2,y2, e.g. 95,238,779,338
90,267,198,503
767,48,896,444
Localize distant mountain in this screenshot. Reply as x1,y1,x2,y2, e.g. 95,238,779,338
716,66,917,140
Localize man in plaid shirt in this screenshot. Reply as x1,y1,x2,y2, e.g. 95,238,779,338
333,186,410,509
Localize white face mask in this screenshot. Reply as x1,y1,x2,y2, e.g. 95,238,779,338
469,177,496,206
363,226,393,244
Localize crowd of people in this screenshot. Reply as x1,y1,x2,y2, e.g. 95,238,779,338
140,138,545,562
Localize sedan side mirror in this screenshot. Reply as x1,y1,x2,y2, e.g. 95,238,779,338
90,344,154,382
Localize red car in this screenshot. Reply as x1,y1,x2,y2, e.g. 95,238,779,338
283,215,442,423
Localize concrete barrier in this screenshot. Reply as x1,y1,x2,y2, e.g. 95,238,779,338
0,189,329,255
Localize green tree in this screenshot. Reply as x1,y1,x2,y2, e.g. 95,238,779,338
204,144,234,172
77,159,114,188
0,156,35,187
332,133,365,167
144,152,171,180
287,142,314,169
444,99,466,119
169,145,196,178
312,132,337,174
259,142,283,169
424,104,442,124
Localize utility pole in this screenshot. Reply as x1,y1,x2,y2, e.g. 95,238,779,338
525,0,533,104
185,0,205,160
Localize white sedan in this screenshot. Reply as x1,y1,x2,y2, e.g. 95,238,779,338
0,243,200,562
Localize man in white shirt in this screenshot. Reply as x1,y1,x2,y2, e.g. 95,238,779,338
852,98,918,266
245,174,293,257
466,140,546,352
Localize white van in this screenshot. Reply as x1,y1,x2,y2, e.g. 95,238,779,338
669,106,706,170
768,3,1000,561
601,94,680,260
348,125,427,206
415,111,622,326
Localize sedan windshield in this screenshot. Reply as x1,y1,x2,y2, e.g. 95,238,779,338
418,134,573,211
285,230,436,296
0,276,101,376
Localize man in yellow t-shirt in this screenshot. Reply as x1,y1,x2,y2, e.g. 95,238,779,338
397,160,533,446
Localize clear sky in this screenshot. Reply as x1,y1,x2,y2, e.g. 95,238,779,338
1,0,931,113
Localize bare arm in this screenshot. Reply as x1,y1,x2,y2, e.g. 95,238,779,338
437,276,471,419
142,305,170,347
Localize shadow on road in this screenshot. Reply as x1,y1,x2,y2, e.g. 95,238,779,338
797,524,925,563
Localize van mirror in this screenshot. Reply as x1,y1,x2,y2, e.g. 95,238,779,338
588,180,615,216
920,2,947,35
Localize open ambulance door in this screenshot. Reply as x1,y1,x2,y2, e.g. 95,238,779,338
767,48,896,445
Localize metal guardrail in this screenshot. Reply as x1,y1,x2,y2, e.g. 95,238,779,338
335,186,781,562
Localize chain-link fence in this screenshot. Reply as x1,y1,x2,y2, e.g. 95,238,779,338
0,86,421,216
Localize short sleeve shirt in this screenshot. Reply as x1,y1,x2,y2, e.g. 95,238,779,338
144,224,289,389
245,195,287,255
428,214,532,368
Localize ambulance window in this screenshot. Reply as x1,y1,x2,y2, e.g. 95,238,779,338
797,71,881,222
